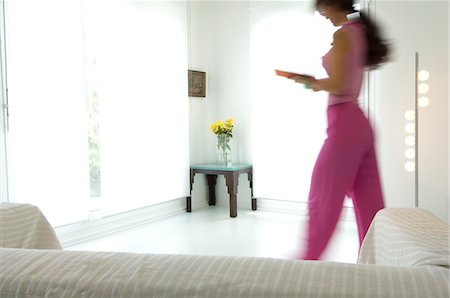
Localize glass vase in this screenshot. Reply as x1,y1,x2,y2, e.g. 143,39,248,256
217,134,232,167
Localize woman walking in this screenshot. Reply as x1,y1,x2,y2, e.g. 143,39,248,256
290,0,390,260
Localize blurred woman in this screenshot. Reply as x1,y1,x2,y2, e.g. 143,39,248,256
290,0,391,260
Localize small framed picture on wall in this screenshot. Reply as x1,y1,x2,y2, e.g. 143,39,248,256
188,70,206,98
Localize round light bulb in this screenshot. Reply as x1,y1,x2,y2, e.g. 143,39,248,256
405,161,415,172
405,148,415,159
418,97,430,107
418,70,430,81
405,135,415,146
404,123,415,133
418,83,429,94
404,110,415,121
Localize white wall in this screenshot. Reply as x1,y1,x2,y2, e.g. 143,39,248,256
449,0,450,222
188,1,252,210
371,1,448,222
0,3,6,200
188,1,449,222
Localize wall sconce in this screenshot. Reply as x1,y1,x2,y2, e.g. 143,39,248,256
404,52,430,207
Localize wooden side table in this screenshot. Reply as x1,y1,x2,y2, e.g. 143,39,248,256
187,163,255,218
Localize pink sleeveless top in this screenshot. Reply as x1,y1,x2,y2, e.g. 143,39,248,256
322,21,366,105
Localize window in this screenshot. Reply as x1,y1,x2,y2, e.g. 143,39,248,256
2,0,189,226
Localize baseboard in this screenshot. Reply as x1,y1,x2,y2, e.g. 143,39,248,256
257,198,307,215
56,197,187,247
56,197,355,248
257,198,356,222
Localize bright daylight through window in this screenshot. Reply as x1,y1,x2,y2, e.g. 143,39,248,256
2,0,189,226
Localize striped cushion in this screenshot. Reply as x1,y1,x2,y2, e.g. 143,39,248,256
0,248,449,298
0,203,62,250
1,205,448,297
358,207,449,282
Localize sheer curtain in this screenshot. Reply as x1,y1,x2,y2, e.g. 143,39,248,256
250,2,335,203
5,0,90,226
83,1,190,216
4,0,189,226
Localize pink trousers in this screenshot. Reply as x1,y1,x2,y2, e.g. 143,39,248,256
302,102,384,260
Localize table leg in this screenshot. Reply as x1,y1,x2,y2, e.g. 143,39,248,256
187,169,195,212
247,171,256,210
252,198,257,210
206,175,217,206
225,172,239,217
186,197,192,212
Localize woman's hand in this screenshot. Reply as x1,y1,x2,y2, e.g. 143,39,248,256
289,75,319,91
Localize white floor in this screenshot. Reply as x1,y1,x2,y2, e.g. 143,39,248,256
66,207,360,263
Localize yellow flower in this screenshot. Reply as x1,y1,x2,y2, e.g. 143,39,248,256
210,118,233,136
210,123,216,133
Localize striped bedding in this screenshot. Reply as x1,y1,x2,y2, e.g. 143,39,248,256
0,204,448,297
358,208,450,281
0,248,448,298
0,203,62,250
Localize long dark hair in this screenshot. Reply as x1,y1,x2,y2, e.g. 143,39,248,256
315,0,390,69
